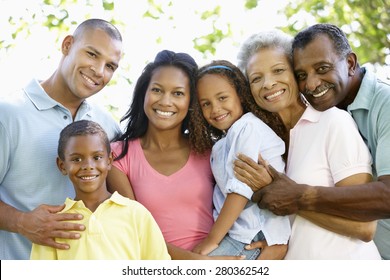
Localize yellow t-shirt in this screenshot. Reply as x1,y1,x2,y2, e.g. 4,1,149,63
30,192,170,260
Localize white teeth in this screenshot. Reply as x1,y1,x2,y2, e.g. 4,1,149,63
265,90,284,100
313,88,329,98
215,113,228,121
81,176,97,180
82,74,96,85
156,110,174,116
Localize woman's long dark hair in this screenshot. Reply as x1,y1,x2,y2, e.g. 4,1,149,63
113,50,198,160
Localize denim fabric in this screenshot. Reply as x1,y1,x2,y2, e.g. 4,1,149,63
208,231,265,260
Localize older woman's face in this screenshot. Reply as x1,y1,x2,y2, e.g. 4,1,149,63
246,47,299,113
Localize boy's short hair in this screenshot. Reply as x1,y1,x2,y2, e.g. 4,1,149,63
58,120,110,160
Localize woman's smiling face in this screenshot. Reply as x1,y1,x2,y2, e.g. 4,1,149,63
246,47,299,113
144,66,191,132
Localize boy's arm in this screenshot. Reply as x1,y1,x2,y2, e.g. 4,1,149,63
192,193,248,255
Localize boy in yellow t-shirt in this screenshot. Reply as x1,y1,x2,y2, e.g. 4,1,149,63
31,120,170,260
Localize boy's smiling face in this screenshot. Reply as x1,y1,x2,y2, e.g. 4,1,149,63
57,134,112,199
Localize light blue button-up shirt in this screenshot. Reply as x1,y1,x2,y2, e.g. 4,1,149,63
211,112,291,245
0,79,121,259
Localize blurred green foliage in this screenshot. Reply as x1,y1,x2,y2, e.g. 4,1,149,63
281,0,390,65
2,0,388,65
2,0,388,116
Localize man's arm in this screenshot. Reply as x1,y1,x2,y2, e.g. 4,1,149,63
235,154,379,240
299,176,390,221
0,200,85,249
235,153,390,221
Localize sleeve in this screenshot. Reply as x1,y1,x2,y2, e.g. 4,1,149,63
326,110,372,183
30,243,58,260
134,204,171,260
0,121,11,183
110,141,130,175
223,114,285,199
375,95,390,177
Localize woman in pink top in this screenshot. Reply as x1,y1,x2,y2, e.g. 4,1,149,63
107,50,242,260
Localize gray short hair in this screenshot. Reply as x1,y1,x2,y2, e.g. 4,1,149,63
237,30,293,77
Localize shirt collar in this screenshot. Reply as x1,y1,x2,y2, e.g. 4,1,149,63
24,78,91,115
296,105,322,125
24,79,58,111
62,191,129,212
348,67,373,112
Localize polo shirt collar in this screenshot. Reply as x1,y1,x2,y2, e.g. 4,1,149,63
348,67,372,112
62,191,128,212
24,78,91,115
296,105,322,125
24,79,57,111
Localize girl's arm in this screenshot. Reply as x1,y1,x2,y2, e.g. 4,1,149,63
192,193,248,255
106,166,136,200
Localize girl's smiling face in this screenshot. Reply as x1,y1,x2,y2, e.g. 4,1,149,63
197,74,243,132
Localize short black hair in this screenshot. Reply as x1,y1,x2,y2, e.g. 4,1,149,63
292,23,352,58
58,120,110,160
73,18,122,42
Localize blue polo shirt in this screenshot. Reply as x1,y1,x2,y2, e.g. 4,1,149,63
348,68,390,260
0,79,121,259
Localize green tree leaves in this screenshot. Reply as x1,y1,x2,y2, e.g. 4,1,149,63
282,0,390,65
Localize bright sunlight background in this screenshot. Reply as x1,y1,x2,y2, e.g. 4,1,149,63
0,0,292,119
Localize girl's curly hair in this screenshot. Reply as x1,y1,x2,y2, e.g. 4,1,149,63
189,60,287,155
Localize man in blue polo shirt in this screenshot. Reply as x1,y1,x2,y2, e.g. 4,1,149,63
0,18,123,260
